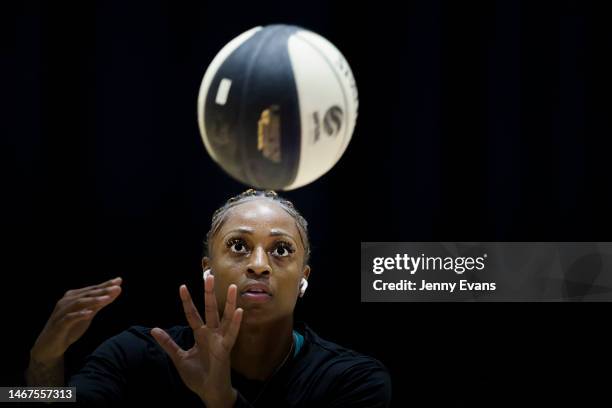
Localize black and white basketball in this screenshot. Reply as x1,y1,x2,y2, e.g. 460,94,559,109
197,25,358,190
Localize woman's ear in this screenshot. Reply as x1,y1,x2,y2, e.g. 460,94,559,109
202,257,212,280
299,265,311,297
302,264,311,281
201,256,210,271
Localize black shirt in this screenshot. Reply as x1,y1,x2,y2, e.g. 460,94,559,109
68,321,392,407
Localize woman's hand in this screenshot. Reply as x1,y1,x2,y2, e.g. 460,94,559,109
30,277,123,364
151,275,243,408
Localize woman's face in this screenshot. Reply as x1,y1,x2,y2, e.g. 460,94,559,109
203,198,310,324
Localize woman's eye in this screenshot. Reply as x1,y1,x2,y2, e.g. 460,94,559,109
273,243,295,257
228,239,248,253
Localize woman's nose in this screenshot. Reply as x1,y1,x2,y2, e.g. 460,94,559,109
247,246,270,276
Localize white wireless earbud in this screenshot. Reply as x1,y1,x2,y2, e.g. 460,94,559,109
299,278,308,297
203,268,211,281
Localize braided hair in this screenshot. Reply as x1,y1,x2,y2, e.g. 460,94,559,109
204,189,311,266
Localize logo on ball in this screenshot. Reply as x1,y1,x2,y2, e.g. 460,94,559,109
257,105,282,163
323,106,343,137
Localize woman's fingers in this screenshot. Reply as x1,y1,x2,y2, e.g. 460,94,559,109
78,285,122,299
222,308,243,352
151,328,184,366
65,277,122,297
175,280,241,352
221,284,237,336
55,295,116,319
60,309,94,324
180,285,204,330
51,284,122,328
204,274,220,329
30,278,124,363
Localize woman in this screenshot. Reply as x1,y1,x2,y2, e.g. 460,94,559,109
26,189,392,407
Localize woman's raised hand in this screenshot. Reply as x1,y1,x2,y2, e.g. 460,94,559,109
30,277,123,364
151,275,243,408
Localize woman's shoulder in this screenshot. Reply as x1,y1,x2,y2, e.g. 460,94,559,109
291,322,392,406
296,322,390,373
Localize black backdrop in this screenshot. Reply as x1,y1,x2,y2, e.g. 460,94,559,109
2,0,611,406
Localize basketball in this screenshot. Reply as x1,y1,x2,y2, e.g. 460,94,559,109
197,24,358,190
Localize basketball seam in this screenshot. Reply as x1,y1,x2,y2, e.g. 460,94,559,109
237,27,279,187
199,27,261,164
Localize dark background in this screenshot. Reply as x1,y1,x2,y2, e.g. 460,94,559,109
2,0,611,406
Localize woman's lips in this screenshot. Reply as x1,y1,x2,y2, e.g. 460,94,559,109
241,292,272,302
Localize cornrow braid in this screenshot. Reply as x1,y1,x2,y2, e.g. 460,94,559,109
204,189,311,266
